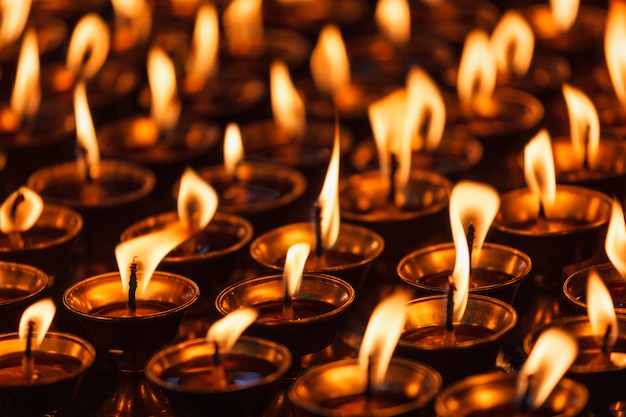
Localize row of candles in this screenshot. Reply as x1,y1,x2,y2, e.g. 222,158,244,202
2,0,626,416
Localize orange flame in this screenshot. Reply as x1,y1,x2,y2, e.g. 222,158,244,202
111,0,152,51
490,11,534,79
11,28,40,122
587,269,618,349
457,29,496,116
206,308,258,354
18,298,55,350
186,3,219,89
562,83,600,169
310,25,351,97
283,242,311,298
605,199,626,279
148,46,181,132
0,187,43,233
0,0,31,47
223,0,263,55
74,81,100,180
375,0,410,46
66,14,110,80
270,60,306,139
177,166,218,233
223,123,244,180
605,1,626,108
524,129,556,217
317,124,341,249
549,0,579,33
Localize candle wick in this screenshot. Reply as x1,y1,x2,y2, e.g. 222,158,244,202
538,202,546,219
75,143,94,184
212,340,227,388
312,201,324,257
364,355,374,410
598,324,614,366
444,277,456,346
517,374,534,415
127,257,138,313
466,223,475,276
387,153,399,205
22,320,35,382
583,125,590,171
282,286,295,320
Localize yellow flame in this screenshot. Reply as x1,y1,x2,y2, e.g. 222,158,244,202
405,66,446,152
358,290,411,386
587,269,618,349
111,0,152,51
74,81,100,181
605,199,626,279
66,14,110,81
562,83,600,169
0,187,43,233
186,3,219,88
605,1,626,108
457,29,496,116
368,88,406,182
310,25,351,96
223,0,263,55
223,123,244,180
177,167,218,233
11,28,40,122
550,0,579,33
206,308,258,354
18,298,55,350
490,11,534,79
148,46,181,132
524,129,556,217
0,0,31,47
516,328,577,410
317,124,341,249
283,242,311,297
375,0,410,46
270,60,306,139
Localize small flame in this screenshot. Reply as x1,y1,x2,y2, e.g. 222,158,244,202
111,0,152,51
147,46,181,132
18,298,55,350
375,0,410,47
516,328,577,410
270,60,306,139
549,0,579,33
186,3,219,89
0,0,31,47
457,29,496,116
74,81,100,181
283,242,311,298
0,187,43,233
11,28,40,122
587,269,618,349
223,0,263,55
317,124,341,249
562,83,600,170
524,129,556,217
310,25,351,97
223,123,244,180
358,291,411,387
66,14,110,81
405,67,446,152
177,167,218,233
490,11,534,79
206,308,258,354
605,199,626,279
605,1,626,108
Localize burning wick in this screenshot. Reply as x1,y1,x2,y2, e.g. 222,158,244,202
212,340,227,388
127,257,138,313
466,223,475,275
76,143,103,203
364,355,374,411
516,373,534,415
444,276,456,346
282,282,295,321
21,320,35,382
593,324,614,367
387,154,399,205
313,202,324,258
8,191,25,249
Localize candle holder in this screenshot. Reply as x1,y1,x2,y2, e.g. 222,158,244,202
0,331,96,417
434,372,589,417
145,336,292,417
0,262,48,332
289,357,442,417
397,242,531,304
63,271,199,417
249,222,384,291
396,294,517,384
564,263,626,315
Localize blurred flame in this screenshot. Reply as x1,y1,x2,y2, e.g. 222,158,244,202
317,124,341,249
66,14,110,80
111,0,152,51
524,129,556,217
457,29,496,116
74,81,100,180
516,328,577,410
375,0,410,46
490,11,534,79
605,1,626,108
177,167,218,233
223,123,244,180
223,0,263,55
550,0,579,33
18,298,55,350
148,46,181,132
186,3,219,88
358,291,411,387
11,28,40,121
0,187,43,233
270,60,306,139
562,83,600,169
283,242,311,298
206,308,258,354
368,88,406,181
587,269,618,349
605,199,626,279
405,67,446,152
0,0,31,47
310,25,351,97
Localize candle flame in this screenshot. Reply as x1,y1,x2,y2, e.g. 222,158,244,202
550,0,579,33
490,11,534,79
283,242,311,298
111,0,152,51
605,1,626,108
358,291,411,387
587,269,618,349
270,60,306,139
0,0,31,47
405,67,446,152
223,0,263,55
0,187,43,234
11,28,40,122
524,129,556,217
74,81,100,181
148,46,181,132
605,199,626,279
177,167,218,233
562,83,600,169
317,124,341,249
368,88,406,182
206,308,258,354
457,29,496,116
310,25,351,97
66,14,110,81
186,3,219,90
223,123,244,180
375,0,410,47
516,328,577,410
18,298,55,350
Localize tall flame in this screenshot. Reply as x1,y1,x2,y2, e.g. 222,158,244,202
111,0,152,51
317,124,341,249
270,60,306,139
605,1,626,108
457,29,496,116
562,83,600,169
375,0,410,47
11,28,40,122
74,81,100,181
223,123,244,180
148,46,181,132
310,25,351,97
0,187,43,234
18,298,55,350
550,0,579,33
177,167,218,233
605,199,626,279
186,3,219,90
358,291,411,386
223,0,263,55
206,308,258,354
524,129,556,217
283,242,311,298
587,269,618,349
405,67,446,152
490,11,534,79
66,14,110,81
368,88,406,181
516,328,577,410
0,0,31,47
